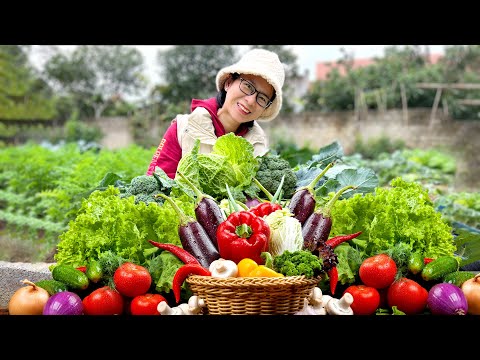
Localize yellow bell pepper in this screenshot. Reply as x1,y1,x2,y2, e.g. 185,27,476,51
237,258,284,277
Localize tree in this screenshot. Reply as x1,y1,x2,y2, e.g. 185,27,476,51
155,45,238,108
0,45,56,121
43,45,146,119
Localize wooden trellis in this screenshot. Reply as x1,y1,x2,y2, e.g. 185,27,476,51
416,83,480,127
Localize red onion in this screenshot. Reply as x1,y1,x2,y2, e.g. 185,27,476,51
43,291,84,315
427,283,468,315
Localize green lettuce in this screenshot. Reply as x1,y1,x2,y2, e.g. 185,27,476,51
330,177,456,258
54,186,195,267
176,133,259,201
148,251,184,295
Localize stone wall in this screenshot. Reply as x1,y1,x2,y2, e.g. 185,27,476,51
263,109,479,192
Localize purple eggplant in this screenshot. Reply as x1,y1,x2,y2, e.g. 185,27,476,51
176,171,225,249
156,193,220,269
302,184,355,252
287,162,334,225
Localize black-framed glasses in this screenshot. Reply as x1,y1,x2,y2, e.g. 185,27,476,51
238,77,272,108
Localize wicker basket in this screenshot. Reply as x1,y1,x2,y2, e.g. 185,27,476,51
186,275,321,315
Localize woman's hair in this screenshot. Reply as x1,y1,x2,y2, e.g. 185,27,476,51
215,73,277,128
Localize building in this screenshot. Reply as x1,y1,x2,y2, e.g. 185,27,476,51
315,54,443,81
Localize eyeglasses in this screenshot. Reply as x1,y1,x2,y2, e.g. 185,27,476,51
238,77,272,109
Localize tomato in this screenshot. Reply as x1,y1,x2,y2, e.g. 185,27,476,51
130,293,167,315
82,286,124,315
344,285,381,315
359,253,397,289
113,262,152,298
387,277,428,315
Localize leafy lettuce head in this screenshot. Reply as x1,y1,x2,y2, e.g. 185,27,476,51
176,133,259,201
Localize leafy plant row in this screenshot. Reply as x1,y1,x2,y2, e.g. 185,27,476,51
0,142,155,256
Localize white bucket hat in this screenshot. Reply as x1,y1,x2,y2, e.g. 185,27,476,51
216,48,285,122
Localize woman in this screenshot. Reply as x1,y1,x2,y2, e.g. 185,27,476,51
146,48,285,178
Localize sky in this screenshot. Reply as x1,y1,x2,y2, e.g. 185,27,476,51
30,45,447,99
125,45,446,82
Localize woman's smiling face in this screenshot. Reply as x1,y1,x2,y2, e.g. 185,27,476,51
222,74,274,124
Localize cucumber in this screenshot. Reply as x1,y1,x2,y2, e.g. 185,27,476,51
52,264,90,290
421,256,459,282
442,271,476,287
86,259,103,283
35,279,69,295
408,252,425,275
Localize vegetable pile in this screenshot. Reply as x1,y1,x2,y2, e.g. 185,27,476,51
8,137,478,316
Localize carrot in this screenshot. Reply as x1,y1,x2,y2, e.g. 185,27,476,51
325,231,363,248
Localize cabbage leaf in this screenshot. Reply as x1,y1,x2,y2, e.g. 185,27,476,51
176,133,259,201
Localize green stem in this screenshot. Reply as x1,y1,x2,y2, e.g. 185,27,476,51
177,170,214,204
253,174,285,204
235,223,252,238
261,252,274,269
156,193,191,226
304,161,335,192
253,178,274,201
225,184,240,213
323,184,356,218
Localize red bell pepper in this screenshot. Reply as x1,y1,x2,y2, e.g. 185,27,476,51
249,202,282,218
216,210,270,265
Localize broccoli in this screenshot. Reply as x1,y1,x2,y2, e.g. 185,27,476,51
127,175,160,195
120,172,175,205
132,192,163,205
273,250,323,278
255,153,297,198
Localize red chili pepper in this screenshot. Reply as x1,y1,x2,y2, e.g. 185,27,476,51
172,263,211,303
327,266,338,295
249,202,282,217
216,210,270,265
76,266,87,273
325,231,363,249
424,257,434,265
148,240,200,265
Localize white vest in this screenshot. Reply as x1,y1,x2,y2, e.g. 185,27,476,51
175,107,269,157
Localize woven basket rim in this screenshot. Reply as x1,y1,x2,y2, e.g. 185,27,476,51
186,275,321,288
